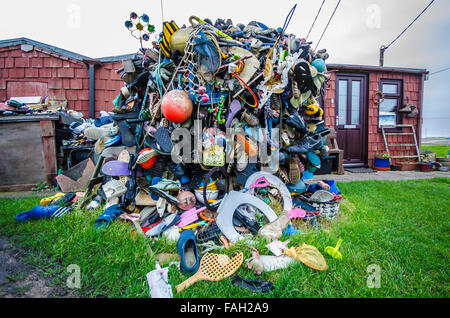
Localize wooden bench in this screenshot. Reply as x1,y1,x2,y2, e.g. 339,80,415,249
327,128,345,175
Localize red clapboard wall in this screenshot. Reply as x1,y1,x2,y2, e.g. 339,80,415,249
324,67,425,168
0,44,124,118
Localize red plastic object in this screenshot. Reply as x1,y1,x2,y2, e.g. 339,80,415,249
139,148,158,170
161,89,193,123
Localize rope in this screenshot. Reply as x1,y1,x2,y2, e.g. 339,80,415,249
314,0,341,51
306,0,326,40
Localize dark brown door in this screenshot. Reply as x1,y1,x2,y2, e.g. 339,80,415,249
335,74,368,165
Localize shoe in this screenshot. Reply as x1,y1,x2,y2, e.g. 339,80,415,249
84,124,118,140
136,149,158,164
288,134,323,154
277,168,290,184
241,111,260,127
146,213,180,237
51,192,76,207
196,222,222,244
94,204,124,230
148,187,180,206
167,161,185,178
281,132,291,147
407,106,419,118
15,205,66,222
233,211,260,234
151,179,181,191
287,179,307,194
104,135,121,147
285,112,307,133
306,151,321,168
289,158,301,184
39,193,65,206
258,214,290,242
231,275,274,293
177,229,200,275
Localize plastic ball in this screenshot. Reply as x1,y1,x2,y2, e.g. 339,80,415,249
161,90,193,123
139,148,158,170
201,94,209,103
312,58,326,73
177,190,196,211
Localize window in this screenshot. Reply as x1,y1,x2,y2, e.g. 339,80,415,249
378,79,402,128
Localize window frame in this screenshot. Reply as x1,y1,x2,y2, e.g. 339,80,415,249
378,78,403,132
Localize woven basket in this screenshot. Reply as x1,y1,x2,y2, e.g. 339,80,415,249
296,194,341,220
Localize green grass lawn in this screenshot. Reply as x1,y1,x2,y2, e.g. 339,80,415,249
0,178,449,298
421,145,450,157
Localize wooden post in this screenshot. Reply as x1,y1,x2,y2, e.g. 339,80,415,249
40,120,58,187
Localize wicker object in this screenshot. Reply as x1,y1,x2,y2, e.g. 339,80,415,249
176,253,244,293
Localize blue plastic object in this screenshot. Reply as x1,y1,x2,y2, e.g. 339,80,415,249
177,229,200,275
15,205,60,222
283,224,300,237
150,177,162,200
287,180,307,193
94,204,124,230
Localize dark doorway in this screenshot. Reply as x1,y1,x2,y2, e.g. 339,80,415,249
335,73,368,166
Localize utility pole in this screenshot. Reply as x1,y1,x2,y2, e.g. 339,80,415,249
379,45,386,67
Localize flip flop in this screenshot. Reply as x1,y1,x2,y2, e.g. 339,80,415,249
154,127,173,153
231,275,274,293
115,120,136,147
147,187,180,206
225,99,242,128
102,160,144,177
144,135,172,155
94,204,124,230
51,192,76,207
145,213,181,237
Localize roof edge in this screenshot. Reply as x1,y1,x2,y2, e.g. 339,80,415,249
0,37,96,63
327,63,428,75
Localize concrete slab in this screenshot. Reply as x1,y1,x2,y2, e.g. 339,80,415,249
311,170,450,182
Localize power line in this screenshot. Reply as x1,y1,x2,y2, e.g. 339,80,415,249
306,0,326,40
429,67,450,76
383,0,435,51
314,0,342,51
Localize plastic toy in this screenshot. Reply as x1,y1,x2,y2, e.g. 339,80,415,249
325,239,343,260
176,252,244,293
124,12,156,45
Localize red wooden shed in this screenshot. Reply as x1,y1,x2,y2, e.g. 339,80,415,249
324,64,428,168
0,38,138,119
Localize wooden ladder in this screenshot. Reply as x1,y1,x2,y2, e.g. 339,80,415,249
381,124,421,165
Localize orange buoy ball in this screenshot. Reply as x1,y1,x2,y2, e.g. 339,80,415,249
139,148,158,170
161,89,193,123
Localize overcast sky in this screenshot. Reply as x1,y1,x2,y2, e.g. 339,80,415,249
1,0,449,137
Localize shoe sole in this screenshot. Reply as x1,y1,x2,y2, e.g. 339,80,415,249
137,150,158,164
